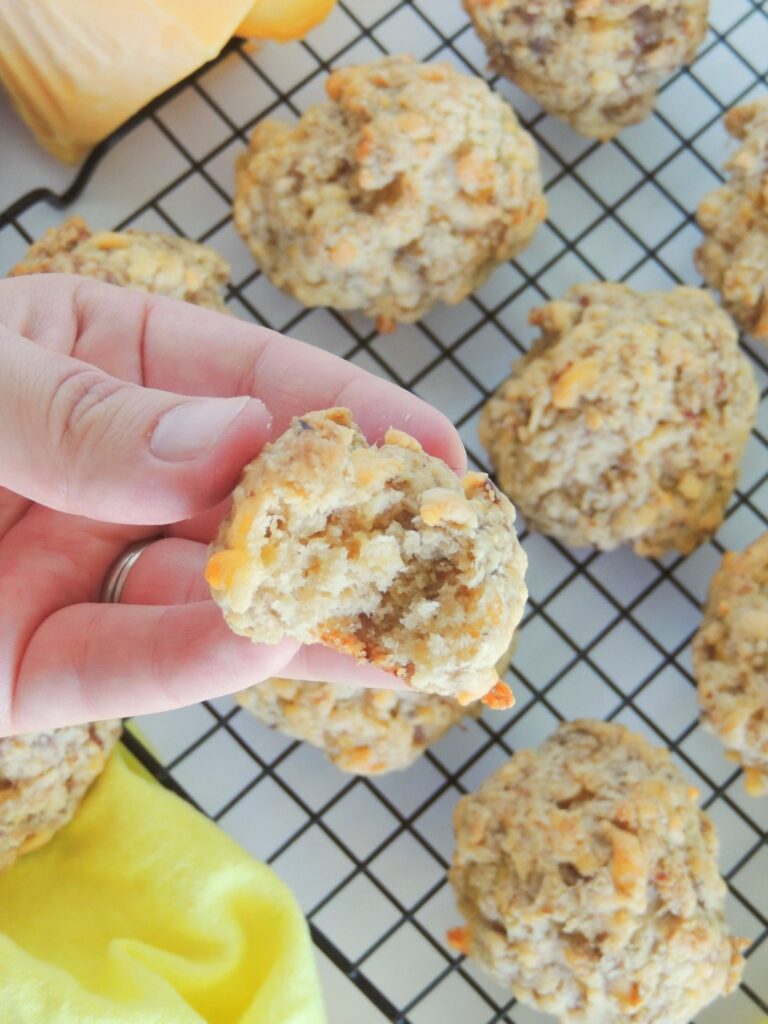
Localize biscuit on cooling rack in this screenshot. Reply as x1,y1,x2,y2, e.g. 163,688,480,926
0,721,122,872
12,216,230,312
480,283,757,557
233,55,545,330
463,0,708,140
235,641,514,775
207,408,527,706
449,719,745,1024
693,532,768,797
697,99,768,342
236,682,473,775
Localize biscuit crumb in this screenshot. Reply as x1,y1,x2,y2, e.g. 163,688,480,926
481,680,514,710
446,926,471,955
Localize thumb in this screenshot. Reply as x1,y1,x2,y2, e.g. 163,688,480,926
1,326,272,524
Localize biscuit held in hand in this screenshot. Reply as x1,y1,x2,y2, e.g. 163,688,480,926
206,409,527,704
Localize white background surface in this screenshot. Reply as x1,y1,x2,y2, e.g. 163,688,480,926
1,2,767,1021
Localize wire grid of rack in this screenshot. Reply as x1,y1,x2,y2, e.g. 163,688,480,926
1,2,767,1021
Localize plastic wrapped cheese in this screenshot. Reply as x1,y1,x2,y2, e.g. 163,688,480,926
0,0,253,162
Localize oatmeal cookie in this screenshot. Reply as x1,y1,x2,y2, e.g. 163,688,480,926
235,642,514,775
697,99,768,341
463,0,708,141
233,55,546,329
479,283,757,557
12,216,230,311
693,534,768,796
449,720,745,1024
206,408,527,705
0,721,121,872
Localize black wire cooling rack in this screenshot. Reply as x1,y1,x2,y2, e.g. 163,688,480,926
2,3,767,1021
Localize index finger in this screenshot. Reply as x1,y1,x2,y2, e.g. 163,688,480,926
133,285,468,471
3,275,467,473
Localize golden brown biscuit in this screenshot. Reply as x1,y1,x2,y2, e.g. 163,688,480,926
234,55,545,329
463,0,709,140
236,682,473,775
0,721,121,872
693,533,768,796
450,720,745,1024
235,642,515,775
12,216,230,311
480,283,757,557
207,409,527,705
697,99,768,341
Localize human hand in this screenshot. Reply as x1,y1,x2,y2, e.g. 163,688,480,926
0,274,465,735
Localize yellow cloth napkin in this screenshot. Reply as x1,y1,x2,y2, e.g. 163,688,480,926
0,744,326,1024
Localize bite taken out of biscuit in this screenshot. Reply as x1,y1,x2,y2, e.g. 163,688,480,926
206,408,527,706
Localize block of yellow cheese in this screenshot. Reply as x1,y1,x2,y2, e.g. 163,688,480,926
236,0,337,42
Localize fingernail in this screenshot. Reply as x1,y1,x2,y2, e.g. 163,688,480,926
151,397,257,462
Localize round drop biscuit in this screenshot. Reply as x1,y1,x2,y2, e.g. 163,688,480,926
479,283,757,557
0,721,122,872
233,55,545,329
235,642,515,775
206,408,527,705
12,216,231,312
463,0,708,140
236,682,473,775
697,99,768,341
693,533,768,796
449,720,745,1024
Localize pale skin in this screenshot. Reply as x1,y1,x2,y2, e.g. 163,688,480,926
0,274,466,736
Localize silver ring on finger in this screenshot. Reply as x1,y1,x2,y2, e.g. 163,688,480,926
100,538,159,604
